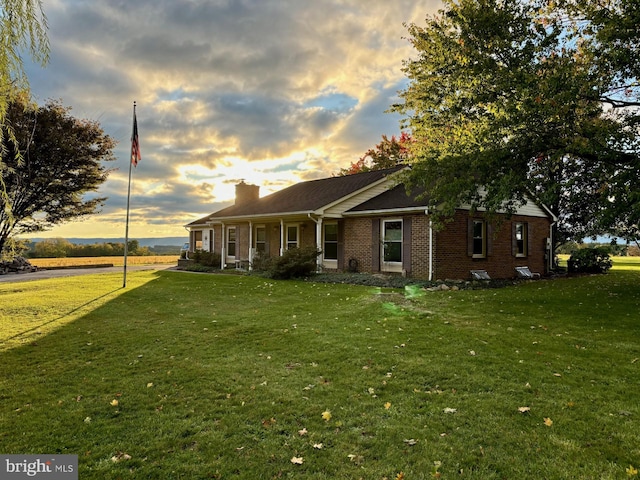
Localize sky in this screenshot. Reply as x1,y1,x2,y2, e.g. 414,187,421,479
23,0,442,240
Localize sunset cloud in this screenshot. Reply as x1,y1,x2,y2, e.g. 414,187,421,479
24,0,441,239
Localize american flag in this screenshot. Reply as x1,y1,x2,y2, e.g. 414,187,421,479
131,109,141,167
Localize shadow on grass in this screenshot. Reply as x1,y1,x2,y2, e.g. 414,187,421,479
2,288,121,344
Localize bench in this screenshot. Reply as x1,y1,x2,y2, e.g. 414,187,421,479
471,269,491,280
515,266,540,279
235,259,250,271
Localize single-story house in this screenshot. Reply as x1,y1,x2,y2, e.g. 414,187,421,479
184,167,555,280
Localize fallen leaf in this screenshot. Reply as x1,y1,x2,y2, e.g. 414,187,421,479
518,406,531,413
626,465,638,476
290,456,304,465
553,373,562,377
348,454,364,465
298,427,308,436
403,439,418,446
396,472,405,480
443,407,457,414
384,402,392,410
110,399,119,407
322,410,332,422
111,452,131,462
544,417,553,427
313,443,323,449
83,416,91,424
146,382,153,388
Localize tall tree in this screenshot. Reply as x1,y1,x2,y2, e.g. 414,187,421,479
0,94,116,253
337,132,412,176
392,0,640,246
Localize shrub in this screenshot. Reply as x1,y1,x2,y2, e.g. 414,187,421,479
254,246,321,279
250,250,271,272
568,247,612,274
191,250,222,268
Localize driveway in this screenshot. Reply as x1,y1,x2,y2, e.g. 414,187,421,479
0,264,177,283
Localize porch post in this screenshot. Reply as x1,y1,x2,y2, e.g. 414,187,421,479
315,217,323,271
280,219,285,256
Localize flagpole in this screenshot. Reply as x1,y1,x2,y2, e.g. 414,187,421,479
123,101,137,288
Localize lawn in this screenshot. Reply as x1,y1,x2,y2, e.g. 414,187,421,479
0,260,639,479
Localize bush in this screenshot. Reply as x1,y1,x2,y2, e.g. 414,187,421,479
191,250,222,268
254,246,321,279
568,247,612,274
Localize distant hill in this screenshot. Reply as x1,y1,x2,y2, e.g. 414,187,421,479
25,237,188,247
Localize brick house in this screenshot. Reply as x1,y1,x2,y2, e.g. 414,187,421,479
185,167,555,280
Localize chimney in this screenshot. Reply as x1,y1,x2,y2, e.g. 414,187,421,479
235,180,260,206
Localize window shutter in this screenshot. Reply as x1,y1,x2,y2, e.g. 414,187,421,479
265,224,271,255
403,217,412,273
487,223,493,256
372,218,380,272
527,222,532,257
467,218,474,257
337,219,345,270
512,222,517,256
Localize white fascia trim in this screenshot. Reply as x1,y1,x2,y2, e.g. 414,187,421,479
342,206,427,217
204,211,316,224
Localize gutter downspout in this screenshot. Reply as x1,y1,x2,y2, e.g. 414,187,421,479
248,221,253,271
183,226,192,259
426,209,433,282
308,213,322,272
221,222,226,269
548,220,556,273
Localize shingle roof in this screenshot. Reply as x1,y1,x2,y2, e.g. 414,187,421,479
206,166,405,220
346,183,428,212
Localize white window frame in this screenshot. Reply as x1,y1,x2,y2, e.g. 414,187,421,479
226,226,237,261
515,222,527,257
381,218,403,273
194,230,203,250
254,225,267,254
286,224,299,250
472,219,486,259
323,222,338,269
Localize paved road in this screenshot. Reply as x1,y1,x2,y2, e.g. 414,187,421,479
0,264,178,283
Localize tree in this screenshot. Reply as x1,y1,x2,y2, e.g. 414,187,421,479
391,0,640,248
0,1,49,254
0,0,49,122
0,93,116,253
337,132,412,176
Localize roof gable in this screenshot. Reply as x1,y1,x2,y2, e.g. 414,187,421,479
346,184,428,213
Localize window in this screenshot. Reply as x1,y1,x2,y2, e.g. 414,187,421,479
194,231,203,250
255,226,266,253
515,222,527,257
227,227,236,257
472,220,486,258
323,223,338,260
286,225,298,250
382,220,403,263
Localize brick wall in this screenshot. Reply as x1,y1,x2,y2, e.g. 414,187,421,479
434,210,550,280
343,217,374,273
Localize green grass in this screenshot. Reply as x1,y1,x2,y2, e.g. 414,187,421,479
0,261,639,479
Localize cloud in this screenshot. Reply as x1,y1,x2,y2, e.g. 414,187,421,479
22,0,442,238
